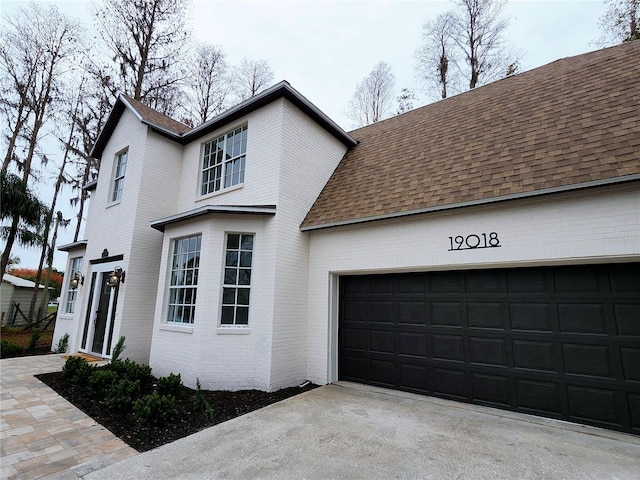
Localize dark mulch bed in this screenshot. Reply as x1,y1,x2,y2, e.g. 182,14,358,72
37,370,317,452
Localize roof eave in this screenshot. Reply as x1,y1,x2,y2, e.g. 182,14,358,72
301,174,640,232
151,205,277,232
58,240,88,252
180,81,357,148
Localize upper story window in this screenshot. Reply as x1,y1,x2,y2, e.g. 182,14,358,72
201,125,248,196
167,234,201,324
64,257,82,314
111,149,128,202
221,233,253,326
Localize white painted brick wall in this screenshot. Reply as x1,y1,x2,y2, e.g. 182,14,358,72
306,182,640,385
268,100,348,389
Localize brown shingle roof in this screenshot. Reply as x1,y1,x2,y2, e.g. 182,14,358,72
301,41,640,230
121,95,191,135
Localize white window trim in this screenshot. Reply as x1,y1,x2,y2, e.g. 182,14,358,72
166,233,202,325
63,256,83,315
199,124,248,197
219,232,254,327
110,148,128,204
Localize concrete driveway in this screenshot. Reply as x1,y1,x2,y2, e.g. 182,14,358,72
85,382,640,480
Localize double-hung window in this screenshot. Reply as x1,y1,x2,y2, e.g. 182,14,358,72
221,233,253,325
64,257,82,314
111,149,128,202
167,234,201,324
201,125,248,195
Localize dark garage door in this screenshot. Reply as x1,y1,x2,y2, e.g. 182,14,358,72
339,263,640,434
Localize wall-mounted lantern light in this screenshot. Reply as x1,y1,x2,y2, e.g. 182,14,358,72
69,273,84,289
107,267,125,288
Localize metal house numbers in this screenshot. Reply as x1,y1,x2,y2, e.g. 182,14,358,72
448,232,501,251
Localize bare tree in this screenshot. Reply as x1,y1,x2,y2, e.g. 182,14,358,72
415,12,460,99
91,0,191,115
597,0,639,45
183,43,231,124
234,58,274,101
0,3,81,283
452,0,514,89
346,61,396,128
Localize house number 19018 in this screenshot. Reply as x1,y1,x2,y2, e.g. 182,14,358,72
448,232,501,251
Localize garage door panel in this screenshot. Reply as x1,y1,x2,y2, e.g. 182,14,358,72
400,364,429,391
468,302,504,329
558,303,607,334
369,301,394,323
609,266,640,293
563,344,614,378
509,303,552,332
629,394,640,429
466,270,502,293
341,355,367,382
554,267,601,293
398,332,427,357
432,334,464,361
614,304,640,335
397,301,426,325
434,368,467,399
567,385,619,424
431,302,463,327
370,330,394,353
516,378,562,414
513,340,556,372
396,275,425,293
507,269,550,293
343,300,366,322
341,327,366,351
370,358,395,386
469,336,507,366
339,263,640,435
428,272,461,293
621,347,640,381
472,373,511,407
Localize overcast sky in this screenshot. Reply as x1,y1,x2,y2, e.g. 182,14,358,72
2,0,608,272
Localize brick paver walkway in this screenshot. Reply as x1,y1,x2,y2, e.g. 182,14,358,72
0,354,137,479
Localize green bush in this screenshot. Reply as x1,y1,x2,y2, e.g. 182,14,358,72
28,330,41,350
110,359,153,393
62,356,94,385
87,369,118,398
110,336,126,362
54,333,69,353
105,378,141,411
0,340,24,358
133,391,176,426
193,378,215,420
157,373,183,399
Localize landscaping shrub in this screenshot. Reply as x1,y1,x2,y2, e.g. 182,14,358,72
193,378,215,420
62,356,94,385
110,336,126,362
87,369,119,398
54,333,70,353
0,339,24,358
133,391,176,426
105,378,141,411
28,330,41,350
157,373,183,398
110,359,154,393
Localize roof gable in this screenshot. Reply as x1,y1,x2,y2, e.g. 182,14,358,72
90,81,355,159
301,41,640,230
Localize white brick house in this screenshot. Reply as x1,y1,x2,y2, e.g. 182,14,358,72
55,42,640,435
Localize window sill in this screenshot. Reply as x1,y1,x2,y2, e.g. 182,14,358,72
216,326,250,335
106,200,121,209
160,324,194,334
196,183,244,203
